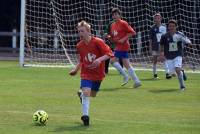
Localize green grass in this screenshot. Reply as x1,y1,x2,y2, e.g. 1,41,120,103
0,61,200,134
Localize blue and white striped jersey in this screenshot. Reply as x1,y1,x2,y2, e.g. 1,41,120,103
160,31,191,59
149,24,166,51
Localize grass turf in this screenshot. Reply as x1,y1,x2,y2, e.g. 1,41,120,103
0,61,199,134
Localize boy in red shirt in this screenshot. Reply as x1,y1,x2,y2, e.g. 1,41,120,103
106,8,141,88
69,20,113,126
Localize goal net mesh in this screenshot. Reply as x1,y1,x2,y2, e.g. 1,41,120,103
22,0,200,70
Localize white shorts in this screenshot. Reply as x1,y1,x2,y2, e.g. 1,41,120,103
166,56,182,74
152,51,159,56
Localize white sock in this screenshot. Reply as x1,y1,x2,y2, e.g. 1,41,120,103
81,93,90,116
178,71,185,88
128,67,140,83
153,64,157,75
112,62,128,78
163,61,169,74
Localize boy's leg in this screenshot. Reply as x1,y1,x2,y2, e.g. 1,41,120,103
112,61,129,86
119,58,123,68
182,69,187,81
166,60,173,79
176,68,185,90
164,60,172,79
123,59,141,88
80,80,91,126
77,90,82,103
152,52,158,79
80,80,101,126
81,89,90,126
105,59,110,74
81,89,90,117
174,57,185,90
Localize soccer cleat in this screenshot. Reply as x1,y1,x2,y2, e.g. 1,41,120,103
134,82,141,88
171,73,176,77
81,115,89,126
180,86,186,91
121,76,129,86
77,90,82,104
153,74,159,79
166,73,172,79
182,70,187,81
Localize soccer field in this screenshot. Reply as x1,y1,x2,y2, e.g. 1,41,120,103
0,61,199,134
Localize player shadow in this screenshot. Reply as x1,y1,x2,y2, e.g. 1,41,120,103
50,122,91,133
140,78,159,81
101,86,133,92
149,88,178,93
30,123,47,127
106,73,122,76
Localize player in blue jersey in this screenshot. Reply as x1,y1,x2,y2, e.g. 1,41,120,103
149,13,171,79
160,19,192,90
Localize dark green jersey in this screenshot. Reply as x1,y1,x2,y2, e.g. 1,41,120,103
104,20,114,34
104,20,115,49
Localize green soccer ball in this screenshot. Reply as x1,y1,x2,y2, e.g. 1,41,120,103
33,110,48,125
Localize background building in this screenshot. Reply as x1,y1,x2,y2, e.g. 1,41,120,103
0,0,20,47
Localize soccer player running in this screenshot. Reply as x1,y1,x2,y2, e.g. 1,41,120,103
149,13,171,79
159,19,192,90
103,20,124,74
106,8,141,88
69,20,113,126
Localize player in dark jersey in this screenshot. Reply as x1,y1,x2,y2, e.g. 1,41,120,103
149,13,171,79
160,19,192,90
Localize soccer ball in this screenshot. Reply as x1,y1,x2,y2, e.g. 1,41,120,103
33,110,48,125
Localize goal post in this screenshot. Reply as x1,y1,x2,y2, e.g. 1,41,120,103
20,0,200,71
19,0,26,66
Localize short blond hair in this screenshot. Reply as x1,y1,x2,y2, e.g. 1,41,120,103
77,20,91,31
153,13,162,18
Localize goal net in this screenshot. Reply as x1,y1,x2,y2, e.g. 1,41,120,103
20,0,200,71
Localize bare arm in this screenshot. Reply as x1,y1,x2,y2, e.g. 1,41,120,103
105,34,118,44
87,55,110,69
118,33,134,44
69,62,81,76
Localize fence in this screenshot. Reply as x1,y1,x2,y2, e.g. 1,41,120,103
0,29,19,54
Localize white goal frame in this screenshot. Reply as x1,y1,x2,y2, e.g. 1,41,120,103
19,0,200,71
